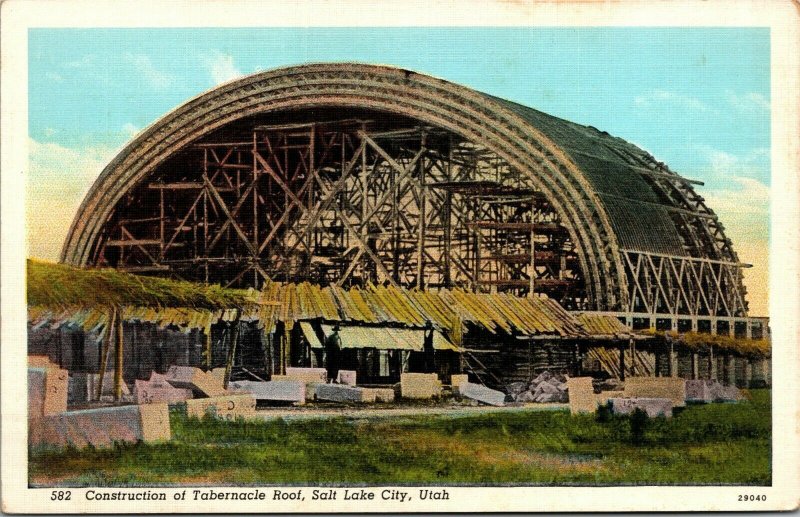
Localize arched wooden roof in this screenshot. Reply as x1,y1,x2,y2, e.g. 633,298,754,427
61,63,737,312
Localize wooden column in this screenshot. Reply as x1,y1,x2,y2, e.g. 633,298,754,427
691,352,699,380
618,342,626,381
114,312,124,401
669,342,679,378
204,323,213,370
97,309,116,401
223,309,242,389
708,345,717,380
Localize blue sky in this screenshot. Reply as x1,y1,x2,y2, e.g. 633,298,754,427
27,27,771,314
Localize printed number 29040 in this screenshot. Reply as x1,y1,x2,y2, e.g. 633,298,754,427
739,495,766,502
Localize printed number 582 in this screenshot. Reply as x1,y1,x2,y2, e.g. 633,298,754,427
50,491,71,500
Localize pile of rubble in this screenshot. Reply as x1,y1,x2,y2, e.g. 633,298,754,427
506,371,569,403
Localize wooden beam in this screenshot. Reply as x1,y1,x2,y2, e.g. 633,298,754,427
114,311,124,401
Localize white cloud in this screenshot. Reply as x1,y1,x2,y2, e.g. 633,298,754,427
121,123,140,139
633,89,712,113
725,90,770,114
63,54,96,69
27,138,117,260
123,53,173,89
695,145,770,178
201,51,243,85
704,176,770,316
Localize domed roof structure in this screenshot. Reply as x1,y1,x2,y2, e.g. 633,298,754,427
61,63,749,319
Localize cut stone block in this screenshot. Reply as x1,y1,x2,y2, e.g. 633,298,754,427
134,375,193,405
459,382,506,406
566,377,597,414
165,366,224,397
709,382,743,402
31,403,171,449
596,390,625,405
336,370,357,386
450,374,469,394
272,375,322,401
400,373,441,399
609,397,673,418
367,387,395,403
624,377,686,407
28,355,58,369
228,380,305,404
185,394,257,420
284,367,328,383
315,383,368,403
685,380,713,402
29,366,68,418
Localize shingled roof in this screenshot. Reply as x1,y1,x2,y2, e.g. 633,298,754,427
492,96,689,256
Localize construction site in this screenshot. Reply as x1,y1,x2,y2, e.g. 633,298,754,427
28,64,770,452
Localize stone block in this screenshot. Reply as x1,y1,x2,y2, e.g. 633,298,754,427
708,382,743,402
228,380,305,404
609,398,673,418
596,390,625,405
28,355,58,369
624,376,686,407
68,373,90,404
400,373,441,399
29,366,68,418
458,382,506,406
336,370,357,386
272,375,322,401
566,377,597,414
88,371,131,398
361,388,394,402
450,374,469,394
284,367,328,383
134,374,193,405
165,366,224,398
685,380,713,402
315,383,368,403
31,403,171,449
185,394,257,420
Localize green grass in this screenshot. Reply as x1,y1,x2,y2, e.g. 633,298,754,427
29,390,771,486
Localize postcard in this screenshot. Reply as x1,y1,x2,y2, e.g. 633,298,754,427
2,0,798,512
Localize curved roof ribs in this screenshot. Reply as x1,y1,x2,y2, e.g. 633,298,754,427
61,63,748,317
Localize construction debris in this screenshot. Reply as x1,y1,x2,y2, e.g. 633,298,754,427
400,373,441,399
509,371,569,403
165,366,225,398
609,397,673,418
228,380,306,405
185,394,257,420
30,403,171,449
459,382,506,406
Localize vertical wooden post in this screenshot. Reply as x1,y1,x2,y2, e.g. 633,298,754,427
204,322,213,370
618,342,626,381
528,227,536,297
691,352,699,380
629,339,636,376
708,345,717,381
97,309,116,401
223,309,242,389
283,322,291,374
669,342,679,378
114,311,124,401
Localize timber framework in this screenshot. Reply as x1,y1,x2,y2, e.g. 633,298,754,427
60,63,766,338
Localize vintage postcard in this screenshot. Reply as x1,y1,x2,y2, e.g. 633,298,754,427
2,0,798,512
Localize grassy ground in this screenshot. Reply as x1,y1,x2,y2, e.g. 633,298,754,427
29,390,770,486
